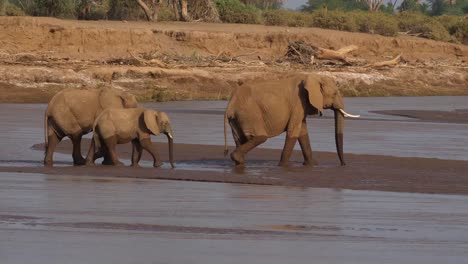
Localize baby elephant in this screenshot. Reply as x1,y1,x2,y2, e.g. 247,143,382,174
85,108,175,168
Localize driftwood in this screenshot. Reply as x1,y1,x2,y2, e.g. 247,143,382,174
367,54,402,68
285,41,357,65
315,45,358,63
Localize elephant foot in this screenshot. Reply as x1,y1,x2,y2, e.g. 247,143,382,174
85,160,95,166
153,161,163,168
73,157,86,166
102,159,123,166
278,161,290,167
102,159,113,165
230,151,244,166
303,159,318,167
131,163,140,168
44,160,53,167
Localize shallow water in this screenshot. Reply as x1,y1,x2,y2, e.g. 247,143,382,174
1,172,467,264
1,97,468,263
0,96,467,170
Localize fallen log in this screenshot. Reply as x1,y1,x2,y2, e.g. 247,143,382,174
368,54,402,68
316,45,358,63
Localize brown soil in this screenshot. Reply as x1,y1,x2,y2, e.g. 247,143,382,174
0,139,465,195
0,16,467,103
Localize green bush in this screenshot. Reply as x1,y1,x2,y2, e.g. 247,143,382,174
0,0,6,15
157,4,176,21
310,10,357,32
215,0,262,24
26,0,76,18
3,2,24,16
452,19,468,44
396,12,453,41
108,0,144,20
435,15,462,31
263,9,312,27
78,7,107,20
435,15,468,43
0,0,24,16
373,16,399,36
352,11,399,36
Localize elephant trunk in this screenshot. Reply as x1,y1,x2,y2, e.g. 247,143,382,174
334,109,346,166
166,129,175,169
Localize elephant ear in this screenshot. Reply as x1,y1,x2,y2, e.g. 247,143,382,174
120,92,138,108
143,110,160,136
303,76,323,112
99,88,125,109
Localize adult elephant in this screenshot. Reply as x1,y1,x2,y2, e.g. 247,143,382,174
223,74,359,167
44,87,138,166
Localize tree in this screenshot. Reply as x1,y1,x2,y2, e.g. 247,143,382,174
135,0,161,21
18,0,76,17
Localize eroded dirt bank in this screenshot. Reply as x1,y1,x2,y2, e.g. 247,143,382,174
0,16,467,103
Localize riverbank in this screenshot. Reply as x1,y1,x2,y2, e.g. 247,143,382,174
1,16,467,103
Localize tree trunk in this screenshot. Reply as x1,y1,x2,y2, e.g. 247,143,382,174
136,0,160,21
180,0,190,21
172,0,180,20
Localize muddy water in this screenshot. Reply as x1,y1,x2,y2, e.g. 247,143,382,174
1,97,468,263
1,172,468,264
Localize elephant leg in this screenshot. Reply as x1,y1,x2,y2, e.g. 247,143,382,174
70,133,86,166
102,136,123,166
231,136,267,166
44,132,62,166
278,135,298,167
131,139,143,167
140,138,162,168
231,128,241,148
298,122,317,166
85,139,105,165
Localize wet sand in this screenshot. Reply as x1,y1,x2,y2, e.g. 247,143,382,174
3,139,463,195
1,99,468,195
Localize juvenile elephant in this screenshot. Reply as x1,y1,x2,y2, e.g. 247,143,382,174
44,87,138,166
223,74,359,167
85,108,175,168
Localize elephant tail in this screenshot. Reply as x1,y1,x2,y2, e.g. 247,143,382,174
93,128,101,151
44,107,49,154
224,111,229,157
92,117,102,151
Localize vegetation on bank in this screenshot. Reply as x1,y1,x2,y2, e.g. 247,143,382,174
0,0,466,44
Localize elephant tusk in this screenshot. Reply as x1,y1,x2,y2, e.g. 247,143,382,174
338,109,360,118
167,132,173,139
